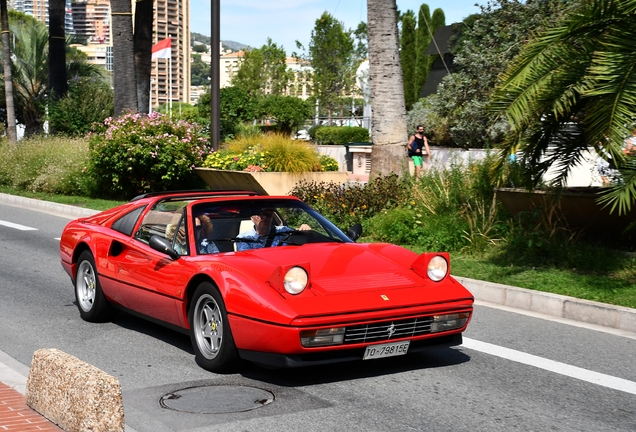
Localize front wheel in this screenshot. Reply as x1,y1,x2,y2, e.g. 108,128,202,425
74,250,116,322
188,282,238,372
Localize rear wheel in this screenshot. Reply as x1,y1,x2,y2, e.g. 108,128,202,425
74,250,116,322
189,282,238,372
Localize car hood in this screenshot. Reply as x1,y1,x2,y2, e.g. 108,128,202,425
225,242,473,323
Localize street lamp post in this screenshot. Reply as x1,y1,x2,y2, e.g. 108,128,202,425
210,0,220,151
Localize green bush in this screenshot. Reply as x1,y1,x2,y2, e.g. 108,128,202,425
88,112,211,199
308,124,324,140
314,126,370,145
368,206,468,251
0,136,92,195
48,77,114,136
290,174,412,227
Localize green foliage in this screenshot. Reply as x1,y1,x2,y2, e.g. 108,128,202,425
192,44,208,53
197,87,258,141
314,126,369,145
304,12,357,117
0,136,92,195
319,154,339,171
259,95,313,133
489,0,636,215
231,38,291,96
87,112,211,199
290,174,411,227
406,98,452,146
0,11,106,137
190,53,210,86
400,11,417,110
48,77,114,136
308,124,324,140
202,134,331,173
427,0,572,148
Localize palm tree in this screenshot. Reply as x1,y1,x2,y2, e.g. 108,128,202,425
367,0,408,176
0,0,16,142
490,0,636,214
10,21,49,136
111,0,138,115
48,0,67,101
1,15,107,137
134,0,153,114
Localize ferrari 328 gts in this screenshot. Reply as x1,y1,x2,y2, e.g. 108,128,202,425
60,190,474,372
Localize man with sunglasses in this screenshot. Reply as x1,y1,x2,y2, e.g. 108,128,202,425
235,208,311,251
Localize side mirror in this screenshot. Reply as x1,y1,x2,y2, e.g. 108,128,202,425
149,235,180,260
346,223,362,242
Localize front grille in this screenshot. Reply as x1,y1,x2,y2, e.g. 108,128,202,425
344,316,434,344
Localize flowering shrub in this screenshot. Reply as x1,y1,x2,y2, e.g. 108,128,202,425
202,134,339,173
202,146,268,171
88,112,211,199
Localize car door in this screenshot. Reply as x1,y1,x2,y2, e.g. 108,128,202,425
107,203,189,327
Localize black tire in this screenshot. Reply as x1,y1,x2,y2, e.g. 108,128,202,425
188,282,238,372
74,250,116,322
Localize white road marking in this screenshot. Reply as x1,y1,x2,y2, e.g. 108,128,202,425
463,337,636,395
0,220,38,231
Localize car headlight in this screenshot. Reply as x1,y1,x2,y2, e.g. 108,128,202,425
284,266,308,295
300,327,346,347
427,255,448,281
431,313,470,332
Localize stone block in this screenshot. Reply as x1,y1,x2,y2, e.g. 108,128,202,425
25,348,124,432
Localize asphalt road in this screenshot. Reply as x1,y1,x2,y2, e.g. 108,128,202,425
0,203,635,432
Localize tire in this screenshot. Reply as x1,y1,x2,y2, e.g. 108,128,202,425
189,282,238,372
74,250,116,322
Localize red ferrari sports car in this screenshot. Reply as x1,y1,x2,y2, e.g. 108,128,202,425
60,190,473,372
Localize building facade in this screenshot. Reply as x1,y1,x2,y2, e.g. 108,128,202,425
71,0,110,44
11,0,75,33
152,0,191,108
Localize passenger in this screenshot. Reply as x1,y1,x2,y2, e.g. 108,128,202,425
236,208,311,251
196,214,219,254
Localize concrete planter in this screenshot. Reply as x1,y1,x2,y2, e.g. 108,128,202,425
495,187,636,238
195,168,349,196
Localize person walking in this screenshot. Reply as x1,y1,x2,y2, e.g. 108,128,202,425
407,125,431,177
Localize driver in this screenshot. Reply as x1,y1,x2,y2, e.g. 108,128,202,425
236,208,311,251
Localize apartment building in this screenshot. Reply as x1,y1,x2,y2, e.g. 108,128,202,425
71,0,110,44
152,0,191,108
10,0,75,33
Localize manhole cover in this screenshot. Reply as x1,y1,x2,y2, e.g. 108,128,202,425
160,385,275,414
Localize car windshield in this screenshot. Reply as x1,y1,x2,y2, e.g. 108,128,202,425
191,198,353,254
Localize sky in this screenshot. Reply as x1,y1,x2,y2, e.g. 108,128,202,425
189,0,484,55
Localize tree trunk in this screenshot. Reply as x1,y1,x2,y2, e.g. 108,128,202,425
0,0,16,142
367,0,408,176
48,0,67,134
134,0,153,114
111,0,138,116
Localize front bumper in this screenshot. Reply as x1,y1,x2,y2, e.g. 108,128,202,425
238,333,463,368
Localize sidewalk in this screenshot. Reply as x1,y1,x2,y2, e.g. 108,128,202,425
0,381,63,431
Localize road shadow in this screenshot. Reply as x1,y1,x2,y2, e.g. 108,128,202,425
239,346,471,387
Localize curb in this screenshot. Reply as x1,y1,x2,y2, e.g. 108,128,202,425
2,193,635,335
455,276,636,334
0,193,100,219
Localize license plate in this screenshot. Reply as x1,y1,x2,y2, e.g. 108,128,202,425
363,341,410,360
